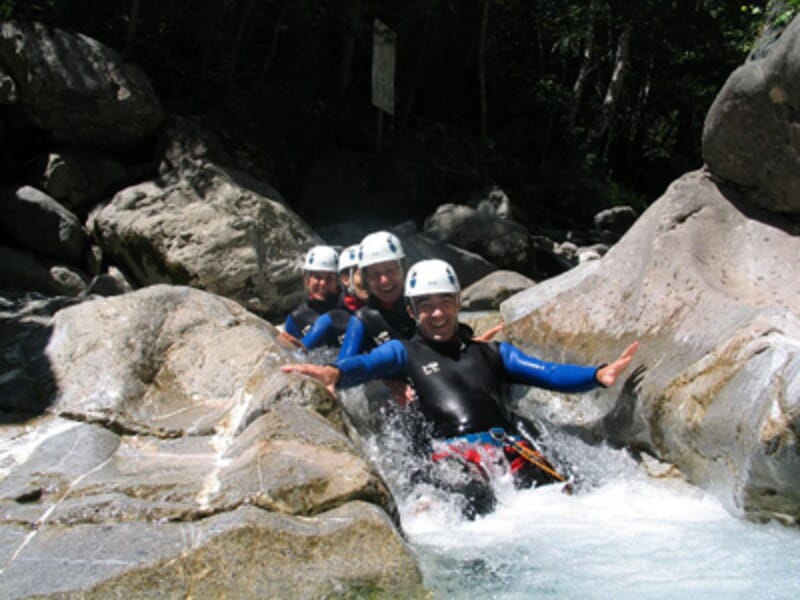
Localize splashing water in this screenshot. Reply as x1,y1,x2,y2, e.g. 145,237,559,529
340,388,800,599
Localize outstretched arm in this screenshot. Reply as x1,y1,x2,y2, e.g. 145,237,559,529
281,363,340,396
473,321,504,342
500,340,640,392
337,316,365,360
595,341,639,387
282,339,409,395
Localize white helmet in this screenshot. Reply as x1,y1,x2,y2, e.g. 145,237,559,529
358,231,405,268
338,244,360,272
303,245,338,272
405,259,460,297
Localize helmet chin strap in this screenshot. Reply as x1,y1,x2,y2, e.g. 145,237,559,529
406,298,421,325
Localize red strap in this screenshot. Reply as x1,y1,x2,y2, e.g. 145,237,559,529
342,295,363,311
432,443,493,466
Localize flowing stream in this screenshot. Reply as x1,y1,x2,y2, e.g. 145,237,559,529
341,387,800,599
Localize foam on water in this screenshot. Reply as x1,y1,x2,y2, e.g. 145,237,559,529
342,385,800,599
401,450,800,600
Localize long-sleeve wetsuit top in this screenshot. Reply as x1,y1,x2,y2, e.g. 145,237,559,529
334,326,601,439
297,293,366,349
284,295,338,339
337,295,416,359
299,309,352,348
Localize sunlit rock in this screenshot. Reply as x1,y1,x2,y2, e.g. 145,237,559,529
0,503,424,598
92,163,318,318
41,285,295,434
0,285,418,596
502,169,800,523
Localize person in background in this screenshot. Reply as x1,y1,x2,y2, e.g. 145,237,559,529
282,245,340,340
282,259,639,517
298,244,367,350
336,244,369,312
337,231,416,360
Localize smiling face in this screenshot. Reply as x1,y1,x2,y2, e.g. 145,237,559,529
304,270,339,301
352,268,370,301
409,293,460,342
364,260,404,305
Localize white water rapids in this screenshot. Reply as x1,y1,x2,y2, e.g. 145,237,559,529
339,385,800,600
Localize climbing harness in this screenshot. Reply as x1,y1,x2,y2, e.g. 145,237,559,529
488,427,567,482
431,427,568,483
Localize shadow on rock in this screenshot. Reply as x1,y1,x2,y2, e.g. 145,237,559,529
0,291,74,420
602,364,649,447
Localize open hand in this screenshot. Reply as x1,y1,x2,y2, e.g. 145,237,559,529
474,322,505,342
596,341,640,387
281,363,340,396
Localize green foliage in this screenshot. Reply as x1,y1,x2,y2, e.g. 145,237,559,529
742,0,800,30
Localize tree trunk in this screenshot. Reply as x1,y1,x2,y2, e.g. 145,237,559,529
588,20,632,158
336,0,362,102
403,19,429,129
478,0,489,159
124,0,141,57
228,0,257,91
568,0,599,129
257,0,289,82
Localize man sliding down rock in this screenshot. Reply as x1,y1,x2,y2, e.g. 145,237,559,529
282,259,639,518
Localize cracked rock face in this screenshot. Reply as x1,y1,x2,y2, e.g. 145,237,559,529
0,286,423,598
502,169,800,524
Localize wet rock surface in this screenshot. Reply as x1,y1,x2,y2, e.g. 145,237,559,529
0,286,423,598
503,169,800,524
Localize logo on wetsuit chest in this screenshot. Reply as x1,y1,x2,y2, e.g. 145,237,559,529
373,331,391,345
421,361,440,375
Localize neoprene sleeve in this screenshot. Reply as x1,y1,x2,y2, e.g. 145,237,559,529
335,339,408,387
301,313,332,349
498,342,600,392
284,315,300,338
337,316,366,360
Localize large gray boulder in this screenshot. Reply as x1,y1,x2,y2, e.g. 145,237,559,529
424,203,534,275
461,269,535,311
703,15,800,215
92,162,319,318
502,169,800,523
0,21,163,148
0,285,423,597
392,221,497,288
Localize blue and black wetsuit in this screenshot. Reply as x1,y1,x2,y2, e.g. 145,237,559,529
337,296,416,359
284,295,338,339
297,292,364,350
336,325,601,438
335,324,602,517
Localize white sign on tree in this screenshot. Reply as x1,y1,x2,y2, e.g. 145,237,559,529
371,19,396,116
